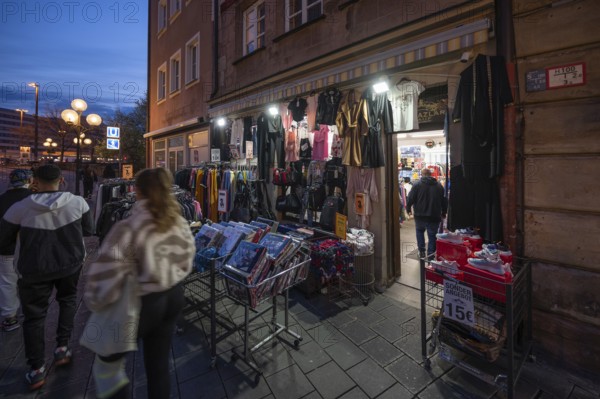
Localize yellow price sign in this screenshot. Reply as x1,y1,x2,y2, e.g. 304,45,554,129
122,164,134,179
335,213,347,240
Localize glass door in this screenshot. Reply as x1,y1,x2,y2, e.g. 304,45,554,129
168,149,184,173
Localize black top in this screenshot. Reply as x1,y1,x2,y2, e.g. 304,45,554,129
0,188,32,254
406,176,447,222
288,97,308,122
316,88,342,125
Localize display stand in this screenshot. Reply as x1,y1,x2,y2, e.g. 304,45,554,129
419,256,532,398
220,247,311,381
339,251,374,305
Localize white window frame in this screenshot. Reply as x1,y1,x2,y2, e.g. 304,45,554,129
157,62,167,102
169,50,182,95
285,0,322,32
243,1,265,56
170,0,182,20
158,0,167,32
185,33,200,85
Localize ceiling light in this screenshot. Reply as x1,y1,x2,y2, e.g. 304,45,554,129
373,81,389,93
268,106,278,116
216,118,226,127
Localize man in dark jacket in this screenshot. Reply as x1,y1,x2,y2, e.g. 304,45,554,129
0,169,32,332
406,168,448,258
0,164,94,390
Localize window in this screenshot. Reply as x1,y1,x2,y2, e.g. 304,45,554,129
158,0,167,32
285,0,322,31
170,50,181,94
157,62,167,101
185,33,200,84
154,140,166,168
243,1,265,55
170,0,182,19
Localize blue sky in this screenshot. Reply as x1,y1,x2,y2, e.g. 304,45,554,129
0,0,148,120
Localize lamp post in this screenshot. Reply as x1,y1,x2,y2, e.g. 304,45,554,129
43,138,58,158
61,99,102,196
56,129,67,162
15,109,28,156
28,83,39,161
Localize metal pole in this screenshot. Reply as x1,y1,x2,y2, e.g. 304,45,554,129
75,125,82,196
33,85,39,161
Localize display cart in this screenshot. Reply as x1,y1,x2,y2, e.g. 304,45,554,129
220,246,311,381
419,256,532,398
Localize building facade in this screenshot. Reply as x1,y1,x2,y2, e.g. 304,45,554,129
146,0,600,377
145,0,215,173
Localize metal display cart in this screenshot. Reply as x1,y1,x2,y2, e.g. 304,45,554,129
220,246,311,381
419,256,532,398
338,251,374,306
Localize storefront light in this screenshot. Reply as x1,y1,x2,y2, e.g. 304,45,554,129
373,81,389,93
216,117,226,127
268,106,278,116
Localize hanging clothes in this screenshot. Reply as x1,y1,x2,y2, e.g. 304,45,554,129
358,87,393,168
285,128,299,162
452,54,512,179
312,125,329,161
316,87,342,126
346,167,379,229
388,79,425,132
242,116,254,155
330,129,343,159
230,118,244,158
288,97,308,122
335,89,363,167
306,94,318,131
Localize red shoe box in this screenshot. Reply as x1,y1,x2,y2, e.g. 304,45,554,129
460,263,512,303
436,239,472,267
425,263,463,284
463,236,483,250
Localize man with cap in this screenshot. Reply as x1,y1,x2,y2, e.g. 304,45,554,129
0,169,33,332
0,164,94,390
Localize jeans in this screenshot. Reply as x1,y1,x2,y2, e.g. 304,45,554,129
414,218,441,257
100,284,185,399
0,255,20,318
18,271,81,369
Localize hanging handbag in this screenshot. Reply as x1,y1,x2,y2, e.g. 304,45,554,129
273,168,289,186
80,273,141,357
307,184,327,211
299,138,312,160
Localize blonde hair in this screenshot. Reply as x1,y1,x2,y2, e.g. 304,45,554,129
135,168,181,232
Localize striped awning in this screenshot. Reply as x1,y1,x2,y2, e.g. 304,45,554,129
208,18,490,117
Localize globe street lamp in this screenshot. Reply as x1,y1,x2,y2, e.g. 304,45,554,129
61,99,102,196
27,83,39,161
43,138,58,158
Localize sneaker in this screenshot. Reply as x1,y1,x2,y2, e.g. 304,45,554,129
467,257,512,276
436,232,464,244
474,245,500,261
2,316,20,332
54,346,72,366
25,366,46,390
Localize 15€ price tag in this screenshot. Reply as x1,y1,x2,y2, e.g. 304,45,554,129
443,280,475,327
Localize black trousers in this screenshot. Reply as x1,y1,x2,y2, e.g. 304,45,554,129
100,284,185,399
18,271,81,370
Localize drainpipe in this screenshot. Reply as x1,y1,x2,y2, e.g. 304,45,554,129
211,0,219,99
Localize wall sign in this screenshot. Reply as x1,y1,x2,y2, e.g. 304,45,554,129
211,148,221,162
335,213,347,240
525,69,546,92
122,164,133,179
546,62,585,89
218,189,227,213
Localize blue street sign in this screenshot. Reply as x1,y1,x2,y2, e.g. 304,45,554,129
107,139,120,150
107,127,120,138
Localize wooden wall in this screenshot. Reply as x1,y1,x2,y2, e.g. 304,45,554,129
513,0,600,374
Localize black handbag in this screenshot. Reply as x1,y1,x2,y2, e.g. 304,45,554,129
319,195,345,231
276,192,302,213
299,138,312,160
307,184,326,211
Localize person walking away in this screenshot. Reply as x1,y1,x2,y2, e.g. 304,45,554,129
0,164,94,390
83,165,98,199
406,168,447,259
0,169,33,332
85,168,195,399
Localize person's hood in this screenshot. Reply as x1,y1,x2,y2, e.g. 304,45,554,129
421,176,438,185
27,191,75,211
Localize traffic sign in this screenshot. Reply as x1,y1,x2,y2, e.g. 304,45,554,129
107,127,120,138
107,139,120,150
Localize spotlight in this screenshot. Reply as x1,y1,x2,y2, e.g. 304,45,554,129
460,51,473,63
268,106,278,116
373,81,389,93
216,118,226,127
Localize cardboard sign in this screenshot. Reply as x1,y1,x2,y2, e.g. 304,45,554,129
218,189,227,213
211,149,221,162
355,193,365,216
245,141,253,159
335,213,347,240
122,164,133,179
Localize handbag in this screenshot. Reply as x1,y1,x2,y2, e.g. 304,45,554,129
80,273,141,357
272,168,289,186
275,192,302,213
307,184,326,211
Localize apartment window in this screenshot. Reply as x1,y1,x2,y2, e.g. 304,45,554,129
158,0,167,32
243,1,265,55
157,62,167,101
170,0,182,19
170,50,181,94
185,33,200,84
285,0,322,31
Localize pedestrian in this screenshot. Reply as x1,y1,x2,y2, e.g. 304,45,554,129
84,168,195,399
83,165,98,199
406,168,447,259
0,164,94,390
0,169,33,332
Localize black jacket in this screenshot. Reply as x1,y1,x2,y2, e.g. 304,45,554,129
406,177,447,222
0,187,32,255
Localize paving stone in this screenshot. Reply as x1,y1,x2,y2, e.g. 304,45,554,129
251,340,296,377
366,295,394,312
338,386,369,399
177,369,227,399
307,361,356,399
378,305,418,325
171,323,209,358
326,310,357,328
174,348,215,383
376,383,414,399
293,310,324,331
324,336,368,371
346,358,396,398
349,306,385,325
394,332,425,362
300,390,324,399
306,322,344,348
338,321,377,346
222,371,271,399
441,368,498,399
369,319,406,343
519,361,575,399
288,340,332,374
265,364,314,399
360,336,403,367
385,356,436,394
418,379,473,399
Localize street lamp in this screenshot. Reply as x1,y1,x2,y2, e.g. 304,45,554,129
61,99,102,196
56,129,68,162
15,108,28,153
43,138,58,158
28,82,39,161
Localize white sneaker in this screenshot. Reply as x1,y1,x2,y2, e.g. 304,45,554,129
436,232,464,244
467,258,512,276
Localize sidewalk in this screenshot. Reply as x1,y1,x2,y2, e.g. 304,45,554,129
0,236,598,398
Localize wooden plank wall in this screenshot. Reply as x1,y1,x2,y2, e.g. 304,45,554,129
514,0,600,374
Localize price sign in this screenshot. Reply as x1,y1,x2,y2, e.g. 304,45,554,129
335,213,347,240
218,189,227,213
122,164,133,179
443,280,475,327
211,149,221,162
355,193,365,216
245,141,253,159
